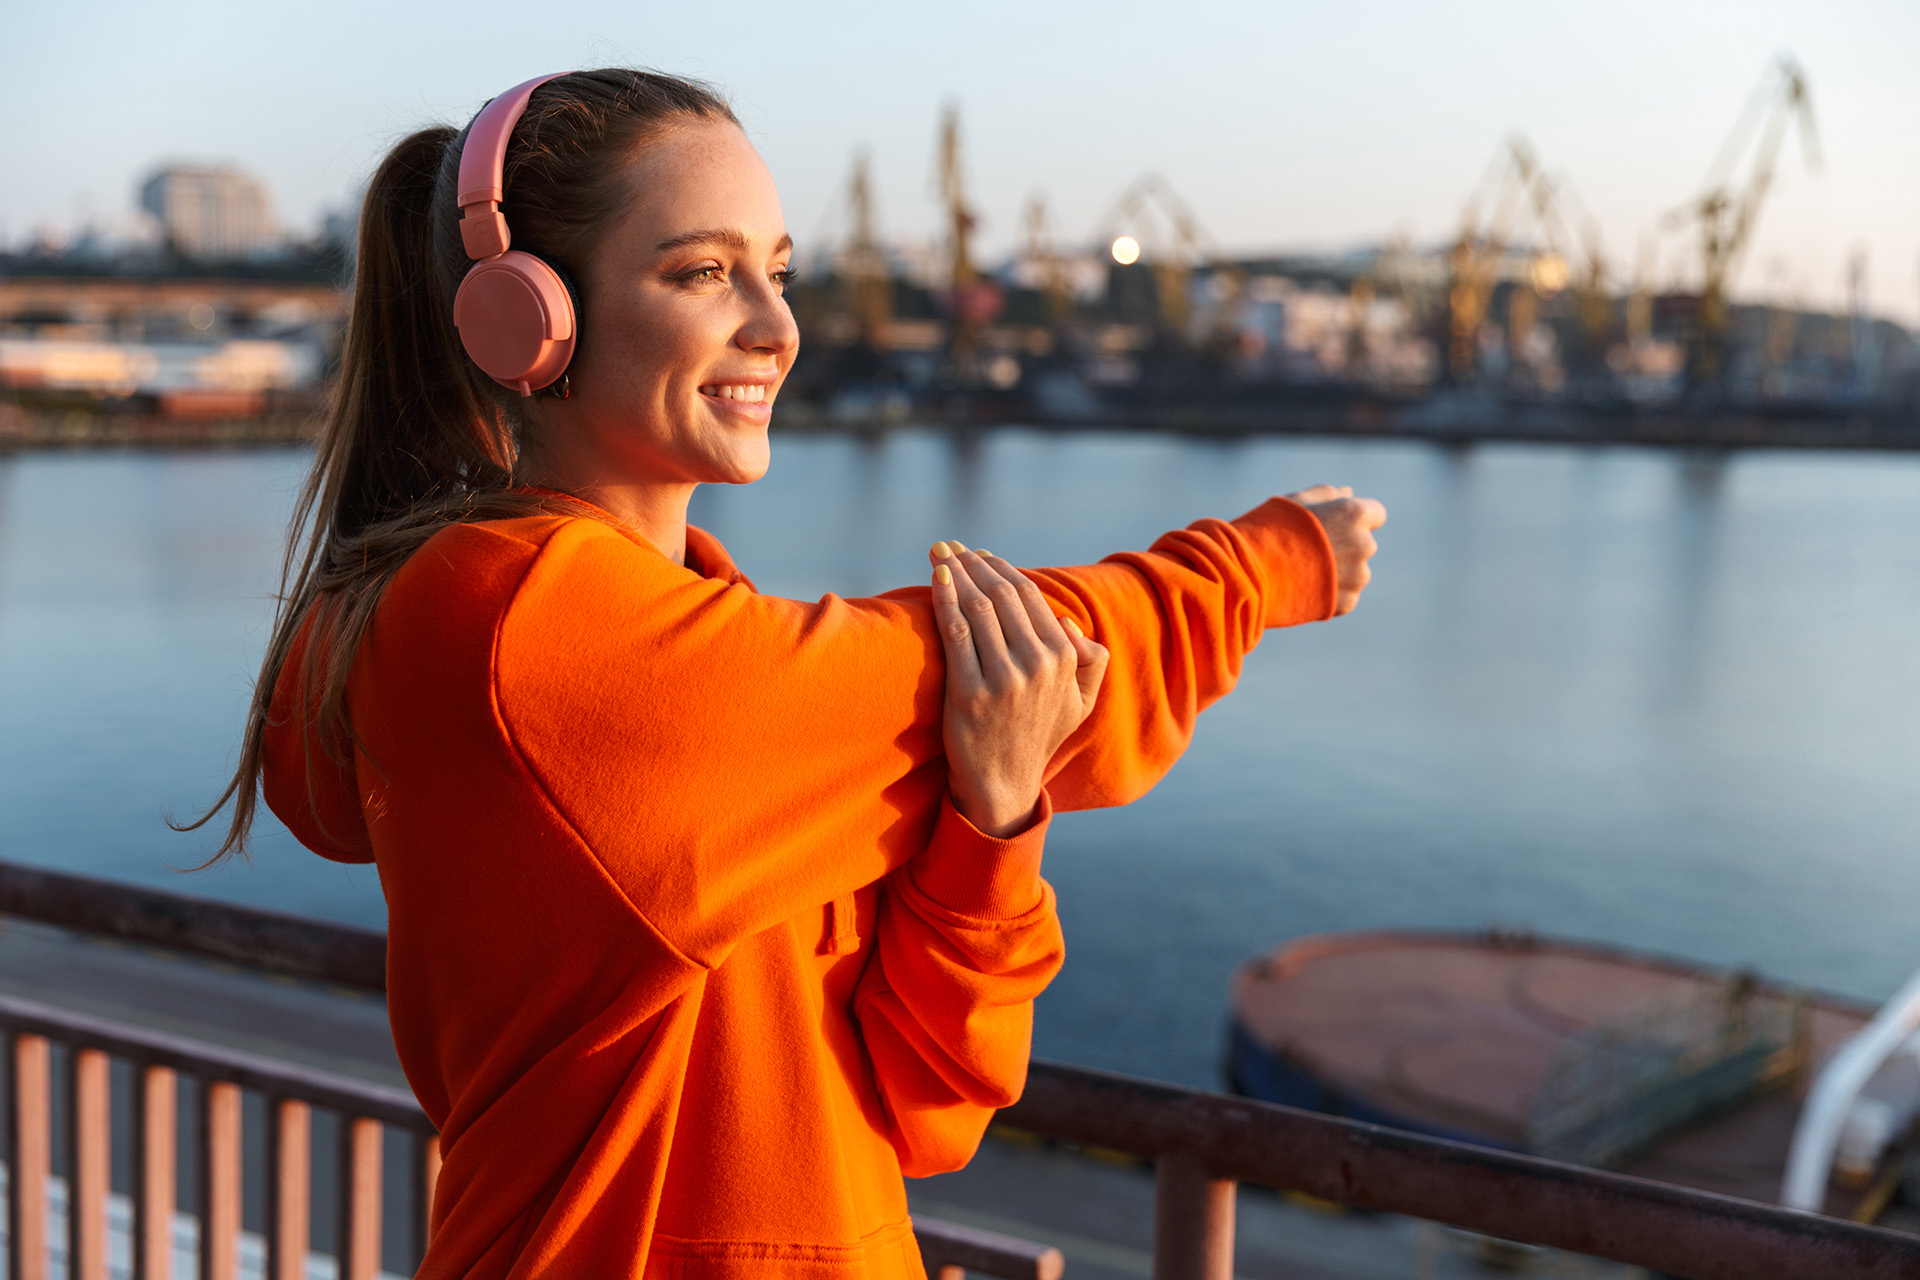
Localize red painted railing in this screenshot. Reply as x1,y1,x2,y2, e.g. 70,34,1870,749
3,859,1920,1280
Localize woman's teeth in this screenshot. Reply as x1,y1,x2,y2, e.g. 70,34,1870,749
701,384,767,403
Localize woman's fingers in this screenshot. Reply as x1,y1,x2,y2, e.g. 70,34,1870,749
974,550,1076,655
935,541,1014,681
946,543,1053,675
929,549,984,690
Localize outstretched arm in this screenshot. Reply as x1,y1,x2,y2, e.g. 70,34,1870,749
964,488,1385,811
474,489,1380,967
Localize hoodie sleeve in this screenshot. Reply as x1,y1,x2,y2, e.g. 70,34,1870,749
852,793,1063,1176
486,495,1333,969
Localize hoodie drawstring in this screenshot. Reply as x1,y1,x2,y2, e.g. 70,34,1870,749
820,893,861,956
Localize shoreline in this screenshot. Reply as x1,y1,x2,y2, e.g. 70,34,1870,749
5,401,1918,453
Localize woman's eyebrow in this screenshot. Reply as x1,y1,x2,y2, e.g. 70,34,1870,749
653,229,795,255
655,228,748,253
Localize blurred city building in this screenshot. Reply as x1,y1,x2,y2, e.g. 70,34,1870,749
138,165,279,261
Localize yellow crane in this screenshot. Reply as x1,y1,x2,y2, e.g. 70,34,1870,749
1666,56,1820,386
1521,171,1614,366
839,151,891,349
1098,173,1221,335
936,104,981,359
1021,194,1072,323
1445,137,1544,381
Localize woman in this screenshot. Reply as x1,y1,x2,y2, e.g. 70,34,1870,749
205,69,1384,1279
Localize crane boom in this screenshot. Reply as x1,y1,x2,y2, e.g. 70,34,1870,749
1669,57,1820,387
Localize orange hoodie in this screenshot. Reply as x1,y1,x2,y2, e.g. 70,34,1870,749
261,496,1335,1279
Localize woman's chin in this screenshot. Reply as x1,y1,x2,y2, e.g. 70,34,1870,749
709,439,771,486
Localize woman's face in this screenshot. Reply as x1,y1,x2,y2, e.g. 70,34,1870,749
529,120,798,489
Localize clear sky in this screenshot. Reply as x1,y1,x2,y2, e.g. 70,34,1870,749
8,0,1918,322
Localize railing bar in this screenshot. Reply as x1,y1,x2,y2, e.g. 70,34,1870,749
70,1047,110,1280
138,1065,177,1280
11,1033,50,1280
339,1118,380,1280
200,1081,241,1280
267,1099,309,1280
914,1217,1064,1280
0,993,423,1126
1004,1060,1920,1280
0,863,386,992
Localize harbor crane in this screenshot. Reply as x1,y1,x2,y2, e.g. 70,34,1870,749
935,104,991,361
838,151,891,349
1021,194,1072,323
1666,55,1820,387
1446,136,1613,383
1445,137,1544,382
1522,173,1615,370
1097,173,1224,335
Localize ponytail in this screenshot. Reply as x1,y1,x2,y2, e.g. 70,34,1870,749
181,70,736,863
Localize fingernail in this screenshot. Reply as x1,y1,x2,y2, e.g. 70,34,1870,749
934,564,952,586
1060,616,1083,636
931,541,951,559
974,549,992,558
949,540,969,553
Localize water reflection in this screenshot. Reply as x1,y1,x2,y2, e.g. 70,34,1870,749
5,434,1920,1087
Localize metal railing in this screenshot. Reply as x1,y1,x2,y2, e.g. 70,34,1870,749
0,991,436,1280
4,860,1920,1280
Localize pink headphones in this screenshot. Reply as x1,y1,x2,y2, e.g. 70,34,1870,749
452,74,577,397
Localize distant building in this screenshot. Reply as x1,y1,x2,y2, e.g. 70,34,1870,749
138,166,278,261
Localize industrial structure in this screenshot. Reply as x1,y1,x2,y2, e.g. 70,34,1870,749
2,57,1916,444
779,57,1917,441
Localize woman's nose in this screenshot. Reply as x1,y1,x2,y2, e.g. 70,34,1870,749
738,280,800,357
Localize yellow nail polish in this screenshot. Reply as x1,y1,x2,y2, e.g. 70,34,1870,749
934,564,952,586
931,541,951,559
1060,615,1083,635
949,540,969,553
974,549,992,558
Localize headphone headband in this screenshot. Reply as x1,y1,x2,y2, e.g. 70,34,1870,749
456,73,563,260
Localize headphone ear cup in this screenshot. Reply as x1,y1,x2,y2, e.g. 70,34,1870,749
452,251,577,396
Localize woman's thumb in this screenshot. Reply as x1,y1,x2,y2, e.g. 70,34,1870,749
1061,617,1109,710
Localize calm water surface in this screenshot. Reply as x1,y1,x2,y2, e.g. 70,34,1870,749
3,430,1919,1088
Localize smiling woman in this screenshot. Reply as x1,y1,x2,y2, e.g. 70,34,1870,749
180,69,1382,1280
515,123,799,561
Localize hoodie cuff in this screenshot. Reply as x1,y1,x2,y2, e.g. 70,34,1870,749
908,792,1053,919
1228,496,1339,627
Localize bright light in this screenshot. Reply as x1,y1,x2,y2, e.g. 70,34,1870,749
1110,235,1141,266
1531,253,1570,295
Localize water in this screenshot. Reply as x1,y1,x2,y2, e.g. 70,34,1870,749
3,431,1919,1090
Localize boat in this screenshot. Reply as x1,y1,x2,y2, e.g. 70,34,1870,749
1227,929,1920,1224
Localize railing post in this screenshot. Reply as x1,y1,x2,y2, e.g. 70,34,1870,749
339,1117,382,1280
267,1098,310,1280
70,1047,110,1280
412,1131,441,1267
138,1064,177,1280
1152,1153,1235,1280
200,1080,241,1280
10,1033,50,1280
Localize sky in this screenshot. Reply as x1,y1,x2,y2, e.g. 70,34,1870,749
7,0,1919,323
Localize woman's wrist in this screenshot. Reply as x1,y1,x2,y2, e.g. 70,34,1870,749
947,774,1043,839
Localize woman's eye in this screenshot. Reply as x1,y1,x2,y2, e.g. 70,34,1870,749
772,268,796,291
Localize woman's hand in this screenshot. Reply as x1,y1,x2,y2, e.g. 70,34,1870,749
930,541,1109,838
1283,484,1388,616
